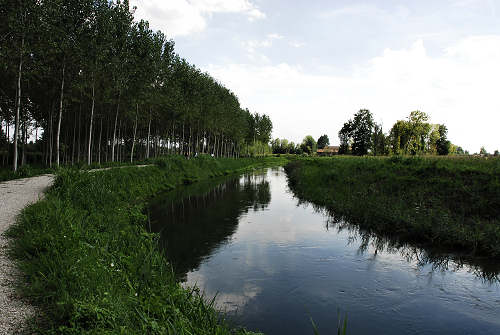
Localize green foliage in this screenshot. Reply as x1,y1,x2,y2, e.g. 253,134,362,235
371,123,388,156
317,135,330,149
300,135,317,155
7,156,286,334
338,109,374,156
310,313,347,335
0,126,6,146
271,138,300,154
244,141,272,157
456,146,465,155
351,109,374,155
338,121,352,154
387,111,455,156
252,113,273,144
0,0,273,170
436,125,451,155
285,156,500,258
0,165,54,182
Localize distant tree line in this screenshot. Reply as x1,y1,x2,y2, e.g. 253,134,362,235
271,135,327,155
0,0,273,171
271,109,498,157
338,109,464,156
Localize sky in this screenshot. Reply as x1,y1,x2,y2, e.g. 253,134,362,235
130,0,500,153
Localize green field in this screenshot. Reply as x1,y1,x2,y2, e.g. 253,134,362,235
7,156,287,334
285,156,500,258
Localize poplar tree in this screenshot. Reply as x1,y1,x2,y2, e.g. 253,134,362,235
1,0,273,169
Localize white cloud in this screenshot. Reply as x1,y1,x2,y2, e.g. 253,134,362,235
267,33,284,40
321,3,411,22
242,40,271,53
186,271,262,312
322,4,383,17
289,41,305,48
130,0,265,37
242,33,284,61
204,36,500,153
243,33,284,51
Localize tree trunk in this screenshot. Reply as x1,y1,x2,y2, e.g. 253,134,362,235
56,61,65,166
105,115,109,162
155,128,160,157
49,107,53,167
188,126,192,157
195,126,200,155
117,119,121,162
77,104,81,163
172,123,175,155
98,116,103,164
111,91,121,162
130,104,138,163
220,134,224,157
6,117,9,164
181,122,185,156
87,78,95,165
146,109,151,159
21,118,26,166
72,109,76,164
13,35,23,172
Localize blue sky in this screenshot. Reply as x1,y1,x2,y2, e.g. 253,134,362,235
131,0,500,152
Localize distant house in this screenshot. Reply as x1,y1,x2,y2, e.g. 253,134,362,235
317,146,339,156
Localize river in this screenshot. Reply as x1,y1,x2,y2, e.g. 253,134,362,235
149,167,500,335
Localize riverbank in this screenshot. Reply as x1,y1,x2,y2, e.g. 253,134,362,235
285,156,500,258
6,155,286,334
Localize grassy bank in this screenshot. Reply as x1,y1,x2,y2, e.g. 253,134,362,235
7,155,287,334
285,156,500,258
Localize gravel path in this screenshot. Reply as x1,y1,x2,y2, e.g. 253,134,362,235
87,164,154,172
0,174,55,334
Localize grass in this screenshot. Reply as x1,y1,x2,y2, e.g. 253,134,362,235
285,155,500,258
0,164,55,182
6,155,287,334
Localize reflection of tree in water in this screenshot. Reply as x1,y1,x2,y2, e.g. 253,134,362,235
149,172,271,281
297,200,500,284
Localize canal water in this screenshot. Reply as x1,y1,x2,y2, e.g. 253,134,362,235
149,168,500,335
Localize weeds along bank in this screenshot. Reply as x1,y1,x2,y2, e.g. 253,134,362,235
7,155,286,334
285,156,500,258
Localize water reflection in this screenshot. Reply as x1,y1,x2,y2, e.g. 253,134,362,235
149,171,271,281
305,203,500,284
150,168,500,335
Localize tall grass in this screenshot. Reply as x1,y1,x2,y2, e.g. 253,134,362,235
7,155,286,334
285,156,500,258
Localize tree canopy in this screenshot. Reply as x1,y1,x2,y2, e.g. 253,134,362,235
338,109,374,156
300,135,317,155
317,135,330,149
338,109,461,156
0,0,273,170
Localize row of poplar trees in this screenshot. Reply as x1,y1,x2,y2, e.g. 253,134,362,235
0,0,273,171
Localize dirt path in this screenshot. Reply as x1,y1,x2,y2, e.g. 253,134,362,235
0,174,55,334
88,164,153,172
0,165,154,333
